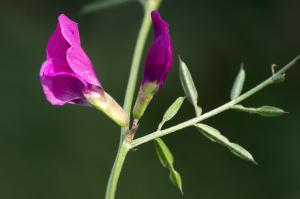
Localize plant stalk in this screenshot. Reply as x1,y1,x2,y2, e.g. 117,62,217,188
105,1,161,199
104,142,130,199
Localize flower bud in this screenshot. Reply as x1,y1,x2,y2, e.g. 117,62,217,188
133,11,173,120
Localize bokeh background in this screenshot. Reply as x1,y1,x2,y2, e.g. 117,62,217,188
1,0,300,198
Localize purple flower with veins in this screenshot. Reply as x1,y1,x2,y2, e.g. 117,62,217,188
40,14,101,105
40,14,128,127
133,10,173,120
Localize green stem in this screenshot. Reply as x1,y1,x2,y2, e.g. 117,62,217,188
104,142,130,199
130,55,300,148
105,1,161,199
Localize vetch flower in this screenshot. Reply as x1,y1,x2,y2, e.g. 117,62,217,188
133,10,173,120
40,14,128,127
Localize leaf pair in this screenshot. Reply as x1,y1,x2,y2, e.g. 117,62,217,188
154,138,183,194
154,96,185,193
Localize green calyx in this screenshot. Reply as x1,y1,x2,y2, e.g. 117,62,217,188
133,82,159,120
84,91,129,127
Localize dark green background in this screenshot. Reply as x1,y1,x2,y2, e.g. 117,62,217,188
1,0,300,198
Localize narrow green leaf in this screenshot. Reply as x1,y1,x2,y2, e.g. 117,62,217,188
230,65,246,100
169,169,183,195
154,138,174,168
154,138,183,193
179,57,202,116
158,97,185,130
257,106,287,117
81,0,136,15
194,123,256,164
232,104,287,117
229,143,257,164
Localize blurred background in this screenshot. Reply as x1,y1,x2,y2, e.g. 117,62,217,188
0,0,300,198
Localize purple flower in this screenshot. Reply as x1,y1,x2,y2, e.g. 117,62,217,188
142,10,172,87
133,11,173,120
40,14,102,106
40,14,128,126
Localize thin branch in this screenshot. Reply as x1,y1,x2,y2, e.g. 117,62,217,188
130,55,300,148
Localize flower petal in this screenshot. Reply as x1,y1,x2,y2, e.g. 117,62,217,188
58,14,81,46
66,46,101,86
40,58,73,77
151,11,169,38
46,23,70,59
40,59,85,105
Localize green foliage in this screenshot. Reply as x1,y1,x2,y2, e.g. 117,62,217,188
230,65,246,100
154,138,183,194
232,105,287,117
158,97,185,130
154,97,185,194
194,123,257,164
179,57,202,116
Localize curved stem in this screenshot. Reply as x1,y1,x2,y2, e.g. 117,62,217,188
104,142,130,199
130,54,300,148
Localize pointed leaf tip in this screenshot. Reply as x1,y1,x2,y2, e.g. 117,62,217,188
257,106,288,117
230,65,246,100
169,169,183,194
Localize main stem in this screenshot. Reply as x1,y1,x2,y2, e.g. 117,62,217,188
105,1,161,199
104,143,129,199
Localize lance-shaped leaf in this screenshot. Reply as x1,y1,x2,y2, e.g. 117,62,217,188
155,138,174,168
232,105,287,117
179,57,202,116
230,65,246,100
154,138,183,194
158,97,185,130
194,123,257,164
81,0,136,15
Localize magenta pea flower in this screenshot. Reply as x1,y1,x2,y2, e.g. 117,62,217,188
133,10,173,120
40,14,128,127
